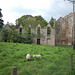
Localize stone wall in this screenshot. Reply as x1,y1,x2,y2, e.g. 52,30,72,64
0,13,73,46
0,21,55,46
55,13,73,45
17,24,55,46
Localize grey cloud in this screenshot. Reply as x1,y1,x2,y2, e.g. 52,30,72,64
49,0,73,19
11,0,73,23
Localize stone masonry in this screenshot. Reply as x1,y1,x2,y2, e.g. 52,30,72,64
1,12,73,46
55,13,73,45
17,23,55,46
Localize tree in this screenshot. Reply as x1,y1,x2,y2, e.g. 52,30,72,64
0,8,4,30
1,27,33,43
1,28,18,42
1,28,8,42
16,15,48,28
49,17,55,28
35,15,44,21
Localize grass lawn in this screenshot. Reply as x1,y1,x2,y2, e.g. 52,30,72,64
0,42,75,75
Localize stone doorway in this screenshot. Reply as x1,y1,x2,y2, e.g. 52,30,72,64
37,39,40,45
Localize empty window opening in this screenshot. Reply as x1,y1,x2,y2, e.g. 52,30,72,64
20,28,22,33
28,27,31,34
47,27,51,35
37,27,40,35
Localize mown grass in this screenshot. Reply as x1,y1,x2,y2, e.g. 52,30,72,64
0,42,75,75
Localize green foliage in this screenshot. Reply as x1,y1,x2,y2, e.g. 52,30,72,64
19,28,22,34
17,15,48,28
37,27,40,35
17,36,32,44
1,28,18,42
0,42,75,75
49,17,55,28
35,15,44,21
9,25,16,30
1,28,8,42
28,27,31,34
0,8,4,30
1,28,33,44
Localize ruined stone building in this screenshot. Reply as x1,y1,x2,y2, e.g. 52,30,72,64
55,13,73,45
0,13,73,46
16,23,55,46
16,12,73,46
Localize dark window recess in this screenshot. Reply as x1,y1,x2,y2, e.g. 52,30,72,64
47,27,51,35
37,39,40,45
20,28,22,33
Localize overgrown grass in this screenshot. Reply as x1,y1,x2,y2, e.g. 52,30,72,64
0,42,75,75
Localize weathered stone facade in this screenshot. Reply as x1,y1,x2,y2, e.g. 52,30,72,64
1,13,73,46
17,23,55,46
55,13,73,45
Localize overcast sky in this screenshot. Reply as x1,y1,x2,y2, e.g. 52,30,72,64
0,0,73,25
